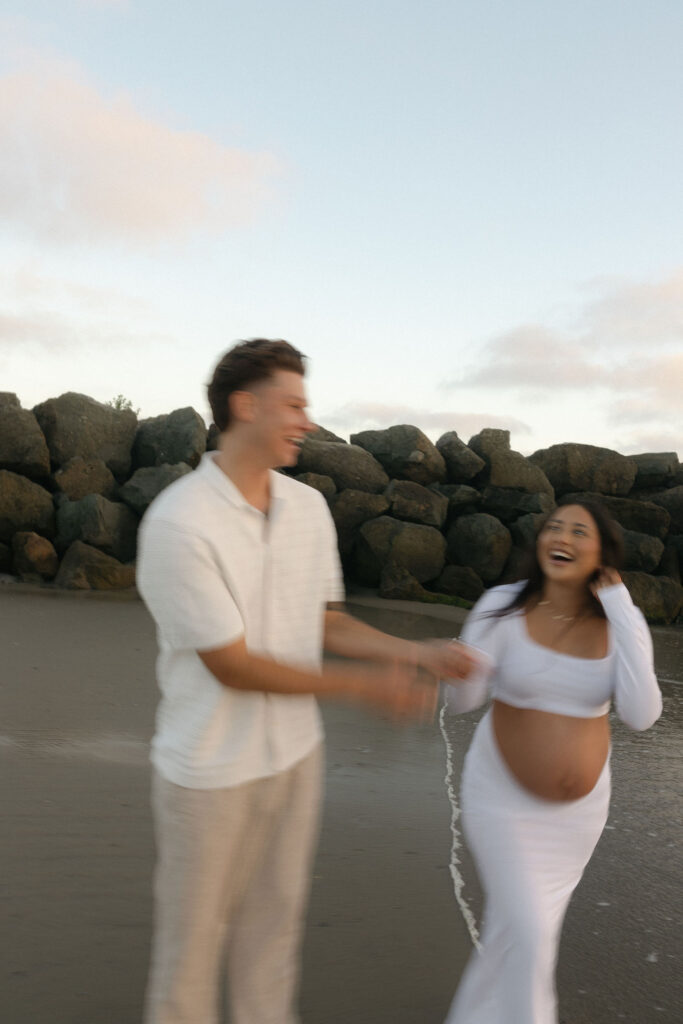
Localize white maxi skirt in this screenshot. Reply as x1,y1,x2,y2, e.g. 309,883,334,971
445,709,611,1024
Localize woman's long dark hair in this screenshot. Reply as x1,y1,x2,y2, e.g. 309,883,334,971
490,496,625,620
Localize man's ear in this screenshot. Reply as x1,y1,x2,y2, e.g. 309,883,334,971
229,389,256,424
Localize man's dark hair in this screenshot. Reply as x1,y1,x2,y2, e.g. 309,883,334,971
208,339,307,431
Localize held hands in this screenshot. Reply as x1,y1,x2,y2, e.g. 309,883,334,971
589,566,622,598
413,638,479,682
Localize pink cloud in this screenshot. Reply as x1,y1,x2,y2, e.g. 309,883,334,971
0,58,280,244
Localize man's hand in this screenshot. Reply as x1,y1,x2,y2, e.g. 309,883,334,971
413,639,479,682
339,660,438,723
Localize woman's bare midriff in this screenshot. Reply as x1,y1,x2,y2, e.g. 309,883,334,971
492,700,610,800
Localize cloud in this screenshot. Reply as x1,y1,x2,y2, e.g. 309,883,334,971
579,271,683,348
320,401,531,443
0,56,280,244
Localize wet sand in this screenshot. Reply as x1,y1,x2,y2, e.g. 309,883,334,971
1,586,681,1023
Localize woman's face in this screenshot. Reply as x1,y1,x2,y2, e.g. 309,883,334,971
537,505,603,586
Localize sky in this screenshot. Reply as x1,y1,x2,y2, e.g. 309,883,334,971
1,0,681,458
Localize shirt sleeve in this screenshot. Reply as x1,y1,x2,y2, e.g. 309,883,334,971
136,518,245,651
442,586,513,714
321,501,345,605
597,583,663,730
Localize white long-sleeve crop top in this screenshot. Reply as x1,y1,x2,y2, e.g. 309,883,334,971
444,581,662,730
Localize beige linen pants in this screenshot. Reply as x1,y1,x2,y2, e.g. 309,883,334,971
144,745,323,1024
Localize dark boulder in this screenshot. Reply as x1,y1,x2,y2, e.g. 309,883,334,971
11,532,59,581
384,480,448,528
351,425,446,485
296,441,389,493
560,492,670,540
378,563,429,601
647,485,683,534
0,471,55,542
0,395,51,481
33,392,137,480
134,407,206,469
622,571,683,625
435,431,485,483
622,529,665,574
0,541,11,573
308,425,347,443
56,495,138,562
479,486,554,525
295,473,337,500
529,443,637,497
629,452,680,490
54,541,136,591
433,565,485,603
329,490,390,560
119,463,192,516
53,457,117,501
510,512,546,550
659,536,682,584
430,483,481,521
469,429,553,496
446,512,512,584
352,516,446,586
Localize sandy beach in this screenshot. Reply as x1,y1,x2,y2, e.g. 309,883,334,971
1,586,681,1024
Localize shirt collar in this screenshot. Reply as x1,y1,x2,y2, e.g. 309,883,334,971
199,451,288,513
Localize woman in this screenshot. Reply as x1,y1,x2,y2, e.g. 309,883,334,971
443,498,662,1024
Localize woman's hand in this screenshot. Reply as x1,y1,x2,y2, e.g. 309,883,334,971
414,639,480,681
590,566,622,597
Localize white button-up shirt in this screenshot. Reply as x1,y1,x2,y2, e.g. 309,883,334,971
136,452,344,789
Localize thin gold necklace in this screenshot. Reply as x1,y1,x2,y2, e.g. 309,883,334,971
537,598,577,623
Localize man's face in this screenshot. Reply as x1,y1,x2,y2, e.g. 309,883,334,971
249,369,314,468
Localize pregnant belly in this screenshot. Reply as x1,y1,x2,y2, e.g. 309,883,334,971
492,700,610,801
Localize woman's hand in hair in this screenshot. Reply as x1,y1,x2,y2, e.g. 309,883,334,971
590,566,622,597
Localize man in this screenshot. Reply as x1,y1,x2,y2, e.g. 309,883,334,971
137,339,474,1024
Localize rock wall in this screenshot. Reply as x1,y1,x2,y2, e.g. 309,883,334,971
1,393,682,623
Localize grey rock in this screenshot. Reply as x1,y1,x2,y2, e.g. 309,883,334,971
469,429,554,496
622,529,665,573
54,541,136,591
56,495,138,562
296,441,389,494
560,492,671,540
384,480,448,528
501,545,530,583
295,473,337,500
378,563,429,601
529,443,637,497
352,516,446,586
0,541,11,573
435,431,485,483
351,425,446,485
510,512,546,550
206,423,220,452
119,463,192,516
647,485,683,534
134,407,206,469
0,471,55,542
12,532,59,581
659,536,682,584
433,565,485,603
479,486,554,524
629,452,680,490
329,490,390,560
53,457,117,501
308,425,347,443
33,392,137,480
446,512,512,584
430,483,481,520
622,571,683,625
0,397,51,481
